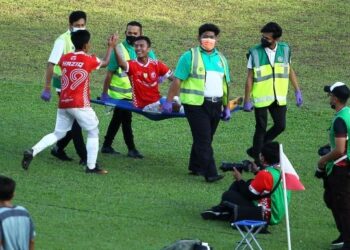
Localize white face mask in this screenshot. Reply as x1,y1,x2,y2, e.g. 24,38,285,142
200,38,216,51
72,26,86,32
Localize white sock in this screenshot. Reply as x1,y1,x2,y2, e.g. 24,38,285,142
86,137,99,169
32,133,59,156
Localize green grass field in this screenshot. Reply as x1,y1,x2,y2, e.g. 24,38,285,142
1,0,349,249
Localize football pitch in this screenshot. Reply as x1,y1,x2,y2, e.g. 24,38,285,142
0,0,349,249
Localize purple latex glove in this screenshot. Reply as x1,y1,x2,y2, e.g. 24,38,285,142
101,93,109,102
162,101,173,113
221,107,231,121
157,76,166,84
295,90,303,107
243,101,253,112
41,89,51,102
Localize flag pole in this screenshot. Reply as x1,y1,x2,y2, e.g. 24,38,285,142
280,144,292,250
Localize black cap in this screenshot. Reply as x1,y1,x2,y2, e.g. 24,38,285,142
324,82,350,100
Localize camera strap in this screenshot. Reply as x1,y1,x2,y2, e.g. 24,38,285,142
259,173,282,199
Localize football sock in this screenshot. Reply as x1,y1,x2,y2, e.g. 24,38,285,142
86,137,99,170
32,133,60,156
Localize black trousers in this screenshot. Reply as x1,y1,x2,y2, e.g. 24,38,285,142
184,100,221,177
102,107,135,150
324,166,350,246
221,180,263,222
252,101,287,157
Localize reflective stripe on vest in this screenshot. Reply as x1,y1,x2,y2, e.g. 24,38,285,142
189,48,206,80
180,47,229,105
108,43,132,100
251,44,290,108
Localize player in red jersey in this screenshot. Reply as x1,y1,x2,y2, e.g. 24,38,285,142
22,30,117,174
114,35,173,108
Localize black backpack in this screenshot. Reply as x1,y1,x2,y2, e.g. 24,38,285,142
161,239,213,250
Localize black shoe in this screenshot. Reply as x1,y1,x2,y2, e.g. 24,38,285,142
101,146,120,154
246,147,257,158
330,235,343,249
22,149,33,170
85,164,108,174
201,205,231,220
188,170,205,176
247,147,262,165
127,149,144,159
340,243,350,250
205,174,224,183
51,147,73,161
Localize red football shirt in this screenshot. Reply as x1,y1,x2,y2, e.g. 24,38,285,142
249,170,274,221
126,59,171,108
58,51,101,108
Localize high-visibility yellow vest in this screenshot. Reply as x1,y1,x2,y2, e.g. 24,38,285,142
53,30,74,76
249,42,290,108
180,47,230,105
108,43,132,100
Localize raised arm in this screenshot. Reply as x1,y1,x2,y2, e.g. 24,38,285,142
114,44,127,71
99,34,118,68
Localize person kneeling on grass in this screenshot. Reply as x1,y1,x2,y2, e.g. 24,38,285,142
113,35,180,111
201,141,290,231
21,30,117,174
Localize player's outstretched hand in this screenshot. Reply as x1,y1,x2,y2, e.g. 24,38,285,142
108,34,118,47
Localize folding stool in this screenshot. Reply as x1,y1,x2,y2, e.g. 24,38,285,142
231,220,267,250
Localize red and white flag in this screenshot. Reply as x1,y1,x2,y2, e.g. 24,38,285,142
280,145,305,191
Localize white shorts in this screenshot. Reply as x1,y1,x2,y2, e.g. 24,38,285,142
54,107,99,133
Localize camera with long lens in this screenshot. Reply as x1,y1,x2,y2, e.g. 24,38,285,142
315,144,330,179
220,160,254,173
318,144,331,156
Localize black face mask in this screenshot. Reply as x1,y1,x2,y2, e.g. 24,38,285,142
126,36,137,45
261,37,272,48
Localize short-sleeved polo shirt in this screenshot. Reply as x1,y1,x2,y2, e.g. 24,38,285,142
107,40,157,72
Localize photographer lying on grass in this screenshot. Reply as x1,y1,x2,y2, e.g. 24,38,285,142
201,141,290,231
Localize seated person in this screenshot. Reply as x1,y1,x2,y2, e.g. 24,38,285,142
114,35,180,112
142,96,184,114
201,141,290,229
